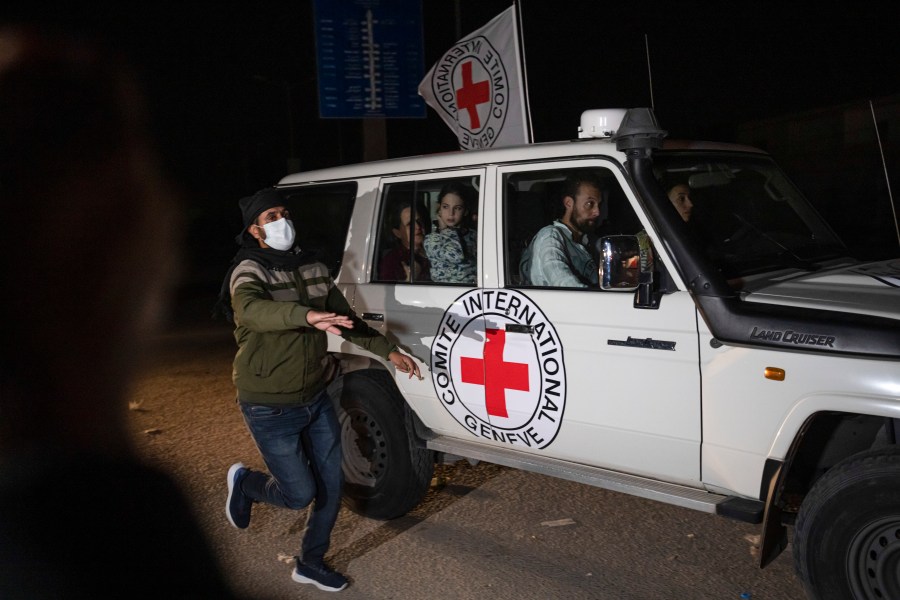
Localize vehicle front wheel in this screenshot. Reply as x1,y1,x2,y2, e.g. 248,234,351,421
793,446,900,600
329,368,434,520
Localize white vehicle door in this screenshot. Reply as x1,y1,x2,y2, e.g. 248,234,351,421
351,169,491,436
470,160,703,485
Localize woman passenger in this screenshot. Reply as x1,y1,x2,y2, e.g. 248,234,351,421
424,181,477,283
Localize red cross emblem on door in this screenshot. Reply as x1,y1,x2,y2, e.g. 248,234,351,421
455,60,490,130
460,328,530,418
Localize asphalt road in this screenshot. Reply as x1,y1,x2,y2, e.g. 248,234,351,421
128,321,806,599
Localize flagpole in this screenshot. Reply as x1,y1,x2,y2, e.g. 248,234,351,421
513,0,534,143
645,34,655,111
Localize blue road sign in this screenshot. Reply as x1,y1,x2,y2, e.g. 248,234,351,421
313,0,425,119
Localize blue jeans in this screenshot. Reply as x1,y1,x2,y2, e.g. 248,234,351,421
239,389,343,565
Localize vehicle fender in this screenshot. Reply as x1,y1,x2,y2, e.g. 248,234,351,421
330,352,389,376
759,395,900,568
767,393,900,460
328,352,435,445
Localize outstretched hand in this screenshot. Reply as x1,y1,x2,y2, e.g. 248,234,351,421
306,311,354,335
389,351,421,379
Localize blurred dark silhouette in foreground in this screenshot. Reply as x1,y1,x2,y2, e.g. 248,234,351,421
0,26,239,599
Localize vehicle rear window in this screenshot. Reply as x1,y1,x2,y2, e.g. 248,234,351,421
280,182,357,278
374,176,480,285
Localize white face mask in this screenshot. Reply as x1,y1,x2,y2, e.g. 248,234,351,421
259,217,295,251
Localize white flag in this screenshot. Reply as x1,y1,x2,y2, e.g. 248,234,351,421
418,5,531,150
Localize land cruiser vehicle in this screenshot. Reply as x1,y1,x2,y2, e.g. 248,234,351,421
274,108,900,599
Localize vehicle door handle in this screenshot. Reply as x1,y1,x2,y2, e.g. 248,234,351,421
506,323,533,334
362,312,384,322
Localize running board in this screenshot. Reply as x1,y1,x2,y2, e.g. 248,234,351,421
426,435,727,514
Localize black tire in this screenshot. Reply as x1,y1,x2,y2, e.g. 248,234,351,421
330,368,434,520
793,446,900,600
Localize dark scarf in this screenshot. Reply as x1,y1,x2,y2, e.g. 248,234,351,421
211,241,319,323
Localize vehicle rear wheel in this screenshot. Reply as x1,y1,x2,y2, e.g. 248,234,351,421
793,446,900,600
330,368,434,520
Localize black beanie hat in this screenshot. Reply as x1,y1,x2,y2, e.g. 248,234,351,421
236,187,284,244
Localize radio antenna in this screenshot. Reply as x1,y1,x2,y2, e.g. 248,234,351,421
645,34,655,110
870,100,900,248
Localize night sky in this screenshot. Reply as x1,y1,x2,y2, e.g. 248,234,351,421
5,1,899,295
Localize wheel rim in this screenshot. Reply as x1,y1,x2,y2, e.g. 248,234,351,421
848,515,900,599
339,407,388,487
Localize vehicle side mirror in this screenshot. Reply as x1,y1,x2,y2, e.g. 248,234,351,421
599,235,640,291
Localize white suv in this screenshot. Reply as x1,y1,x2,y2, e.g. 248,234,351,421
273,108,900,600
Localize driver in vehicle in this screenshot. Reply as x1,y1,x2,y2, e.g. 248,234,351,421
631,179,697,272
667,182,694,223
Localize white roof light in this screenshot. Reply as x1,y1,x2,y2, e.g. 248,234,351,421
578,109,628,139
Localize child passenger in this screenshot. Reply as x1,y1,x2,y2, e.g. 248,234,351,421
424,181,477,284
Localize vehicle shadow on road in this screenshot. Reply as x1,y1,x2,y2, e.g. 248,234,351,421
326,462,508,571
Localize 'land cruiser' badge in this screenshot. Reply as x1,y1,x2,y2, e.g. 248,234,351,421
430,289,566,449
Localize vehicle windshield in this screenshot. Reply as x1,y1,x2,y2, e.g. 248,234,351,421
653,151,848,278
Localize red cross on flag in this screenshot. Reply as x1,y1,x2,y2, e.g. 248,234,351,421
418,5,532,150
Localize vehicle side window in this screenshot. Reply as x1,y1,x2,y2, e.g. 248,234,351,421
374,176,479,285
281,182,357,278
505,167,642,289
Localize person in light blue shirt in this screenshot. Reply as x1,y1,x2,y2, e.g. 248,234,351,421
520,172,603,287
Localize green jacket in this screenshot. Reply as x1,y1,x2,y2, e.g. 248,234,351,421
230,259,396,405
